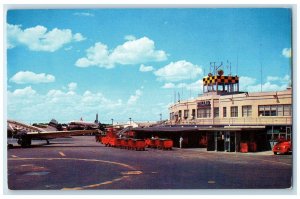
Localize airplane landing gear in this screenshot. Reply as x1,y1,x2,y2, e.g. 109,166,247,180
16,131,32,147
17,136,32,147
46,140,50,145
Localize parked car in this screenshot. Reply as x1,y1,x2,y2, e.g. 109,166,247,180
273,140,292,155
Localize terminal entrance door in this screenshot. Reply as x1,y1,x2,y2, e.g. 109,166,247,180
207,132,215,151
207,131,237,152
216,132,225,151
224,132,236,152
286,126,291,140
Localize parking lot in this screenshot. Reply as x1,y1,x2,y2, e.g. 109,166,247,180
6,136,293,190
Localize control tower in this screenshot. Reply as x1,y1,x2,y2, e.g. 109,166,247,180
202,62,240,95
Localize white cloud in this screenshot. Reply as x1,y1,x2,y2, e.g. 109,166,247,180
186,79,203,92
73,33,86,42
162,79,203,92
154,60,202,82
75,37,167,68
110,37,167,65
68,82,77,91
9,71,55,84
75,42,113,68
139,64,154,72
239,76,257,91
8,85,124,123
266,76,280,82
73,12,94,17
11,86,37,97
7,24,85,52
240,75,290,92
267,75,290,84
7,84,149,123
127,89,143,105
282,48,291,58
124,35,136,41
247,82,288,92
162,83,175,89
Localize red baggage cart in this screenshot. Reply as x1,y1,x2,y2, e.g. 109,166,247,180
160,139,173,150
240,142,248,153
109,137,118,147
154,139,160,148
149,139,157,148
128,139,136,150
120,138,128,149
157,139,164,149
115,138,122,148
248,142,257,152
101,136,109,146
135,139,146,151
145,138,151,147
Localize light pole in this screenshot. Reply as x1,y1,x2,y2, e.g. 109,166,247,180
159,113,162,122
111,118,114,126
129,117,132,125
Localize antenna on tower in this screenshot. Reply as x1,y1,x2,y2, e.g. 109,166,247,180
226,60,232,76
210,61,223,75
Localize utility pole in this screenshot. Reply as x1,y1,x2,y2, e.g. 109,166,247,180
260,43,263,92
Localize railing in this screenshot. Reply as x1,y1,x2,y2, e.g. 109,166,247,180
118,126,132,136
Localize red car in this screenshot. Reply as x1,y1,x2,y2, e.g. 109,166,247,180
273,140,292,155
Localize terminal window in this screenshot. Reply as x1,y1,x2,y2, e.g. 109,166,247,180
242,105,252,117
184,110,189,119
223,107,227,117
197,108,211,118
230,106,238,117
258,105,292,116
214,107,219,118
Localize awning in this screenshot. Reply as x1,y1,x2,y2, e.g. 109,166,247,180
132,125,266,133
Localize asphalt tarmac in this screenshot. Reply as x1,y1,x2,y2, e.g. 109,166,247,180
6,136,293,190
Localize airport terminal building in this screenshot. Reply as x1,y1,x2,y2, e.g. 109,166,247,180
166,73,292,152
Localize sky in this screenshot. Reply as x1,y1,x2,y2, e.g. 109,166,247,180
6,8,292,124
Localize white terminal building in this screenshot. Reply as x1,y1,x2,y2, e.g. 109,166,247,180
167,70,292,152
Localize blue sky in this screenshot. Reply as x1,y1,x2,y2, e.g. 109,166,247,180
6,8,292,124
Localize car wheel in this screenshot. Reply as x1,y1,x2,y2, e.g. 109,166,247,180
274,152,277,155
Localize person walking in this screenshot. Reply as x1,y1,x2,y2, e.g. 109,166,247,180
179,136,183,149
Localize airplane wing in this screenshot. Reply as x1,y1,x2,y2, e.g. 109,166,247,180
27,129,100,139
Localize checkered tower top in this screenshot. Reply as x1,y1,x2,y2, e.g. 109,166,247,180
203,75,239,86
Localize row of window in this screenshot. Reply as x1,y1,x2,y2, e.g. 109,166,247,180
170,104,292,119
258,105,292,116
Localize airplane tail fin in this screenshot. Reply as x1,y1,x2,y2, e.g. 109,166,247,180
94,113,99,124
